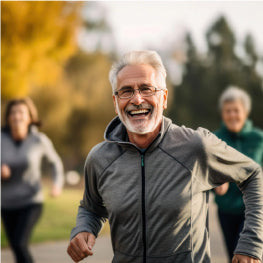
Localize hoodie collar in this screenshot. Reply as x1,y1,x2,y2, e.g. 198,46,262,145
104,116,172,152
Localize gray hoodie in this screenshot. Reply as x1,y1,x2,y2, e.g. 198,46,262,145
1,126,64,209
71,116,263,263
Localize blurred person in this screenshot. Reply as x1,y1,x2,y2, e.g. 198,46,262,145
67,51,263,263
1,97,64,263
214,86,263,262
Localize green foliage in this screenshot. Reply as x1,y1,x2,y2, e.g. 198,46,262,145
168,16,263,131
206,16,236,62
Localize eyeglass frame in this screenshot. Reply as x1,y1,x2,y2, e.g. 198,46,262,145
114,85,165,99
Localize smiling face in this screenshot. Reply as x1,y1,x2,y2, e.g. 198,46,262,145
113,64,167,136
222,100,248,133
8,103,31,133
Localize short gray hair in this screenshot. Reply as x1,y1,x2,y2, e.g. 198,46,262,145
109,50,167,93
219,86,251,114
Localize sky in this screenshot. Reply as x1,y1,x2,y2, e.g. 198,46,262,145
97,1,263,55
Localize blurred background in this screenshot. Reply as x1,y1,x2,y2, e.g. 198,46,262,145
1,1,263,262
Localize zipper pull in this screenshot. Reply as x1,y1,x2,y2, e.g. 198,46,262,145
141,154,144,167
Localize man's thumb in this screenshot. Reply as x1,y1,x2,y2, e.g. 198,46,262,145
87,233,96,250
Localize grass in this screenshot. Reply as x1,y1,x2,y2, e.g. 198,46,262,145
1,185,110,248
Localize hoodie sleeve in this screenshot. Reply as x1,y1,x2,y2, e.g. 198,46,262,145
70,150,108,240
196,127,263,259
40,133,64,189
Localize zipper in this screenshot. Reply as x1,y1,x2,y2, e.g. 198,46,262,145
141,153,147,263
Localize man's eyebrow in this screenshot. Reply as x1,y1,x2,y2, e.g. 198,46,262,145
119,83,153,90
119,85,133,90
139,83,153,87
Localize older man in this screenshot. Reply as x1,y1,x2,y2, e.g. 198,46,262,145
67,51,263,263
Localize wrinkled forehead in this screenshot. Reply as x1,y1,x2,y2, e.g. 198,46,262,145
222,99,248,116
222,99,245,108
117,64,158,88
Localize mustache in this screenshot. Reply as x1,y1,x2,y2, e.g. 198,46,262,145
125,103,153,112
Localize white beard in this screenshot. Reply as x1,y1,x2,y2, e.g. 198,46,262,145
115,103,162,135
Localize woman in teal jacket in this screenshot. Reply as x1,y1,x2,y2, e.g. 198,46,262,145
214,86,263,262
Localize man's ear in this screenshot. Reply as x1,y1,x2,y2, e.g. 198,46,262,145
113,95,118,114
163,89,168,109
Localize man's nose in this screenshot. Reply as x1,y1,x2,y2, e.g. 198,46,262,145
130,89,144,105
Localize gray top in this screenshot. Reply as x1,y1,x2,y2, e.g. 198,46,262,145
71,116,263,263
1,126,64,209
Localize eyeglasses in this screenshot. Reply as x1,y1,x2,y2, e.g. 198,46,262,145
114,86,164,99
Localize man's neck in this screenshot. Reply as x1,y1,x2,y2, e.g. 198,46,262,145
127,124,161,149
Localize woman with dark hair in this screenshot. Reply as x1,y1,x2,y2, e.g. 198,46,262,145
214,86,263,262
1,97,64,263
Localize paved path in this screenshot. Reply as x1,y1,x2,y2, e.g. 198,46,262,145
1,235,113,263
1,194,228,263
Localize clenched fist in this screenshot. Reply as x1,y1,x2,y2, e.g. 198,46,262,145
1,164,11,180
67,232,96,262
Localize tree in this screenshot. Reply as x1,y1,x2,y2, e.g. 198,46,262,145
62,51,115,170
168,16,263,131
241,34,263,127
1,2,117,171
1,1,83,100
206,16,237,65
168,32,209,128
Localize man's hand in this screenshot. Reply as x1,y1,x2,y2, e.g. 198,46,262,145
232,254,261,263
1,164,11,180
67,232,96,262
214,182,229,196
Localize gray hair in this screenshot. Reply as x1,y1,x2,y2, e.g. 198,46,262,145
219,86,251,114
109,50,167,93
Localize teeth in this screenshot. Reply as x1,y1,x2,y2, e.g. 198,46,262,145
130,109,149,115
